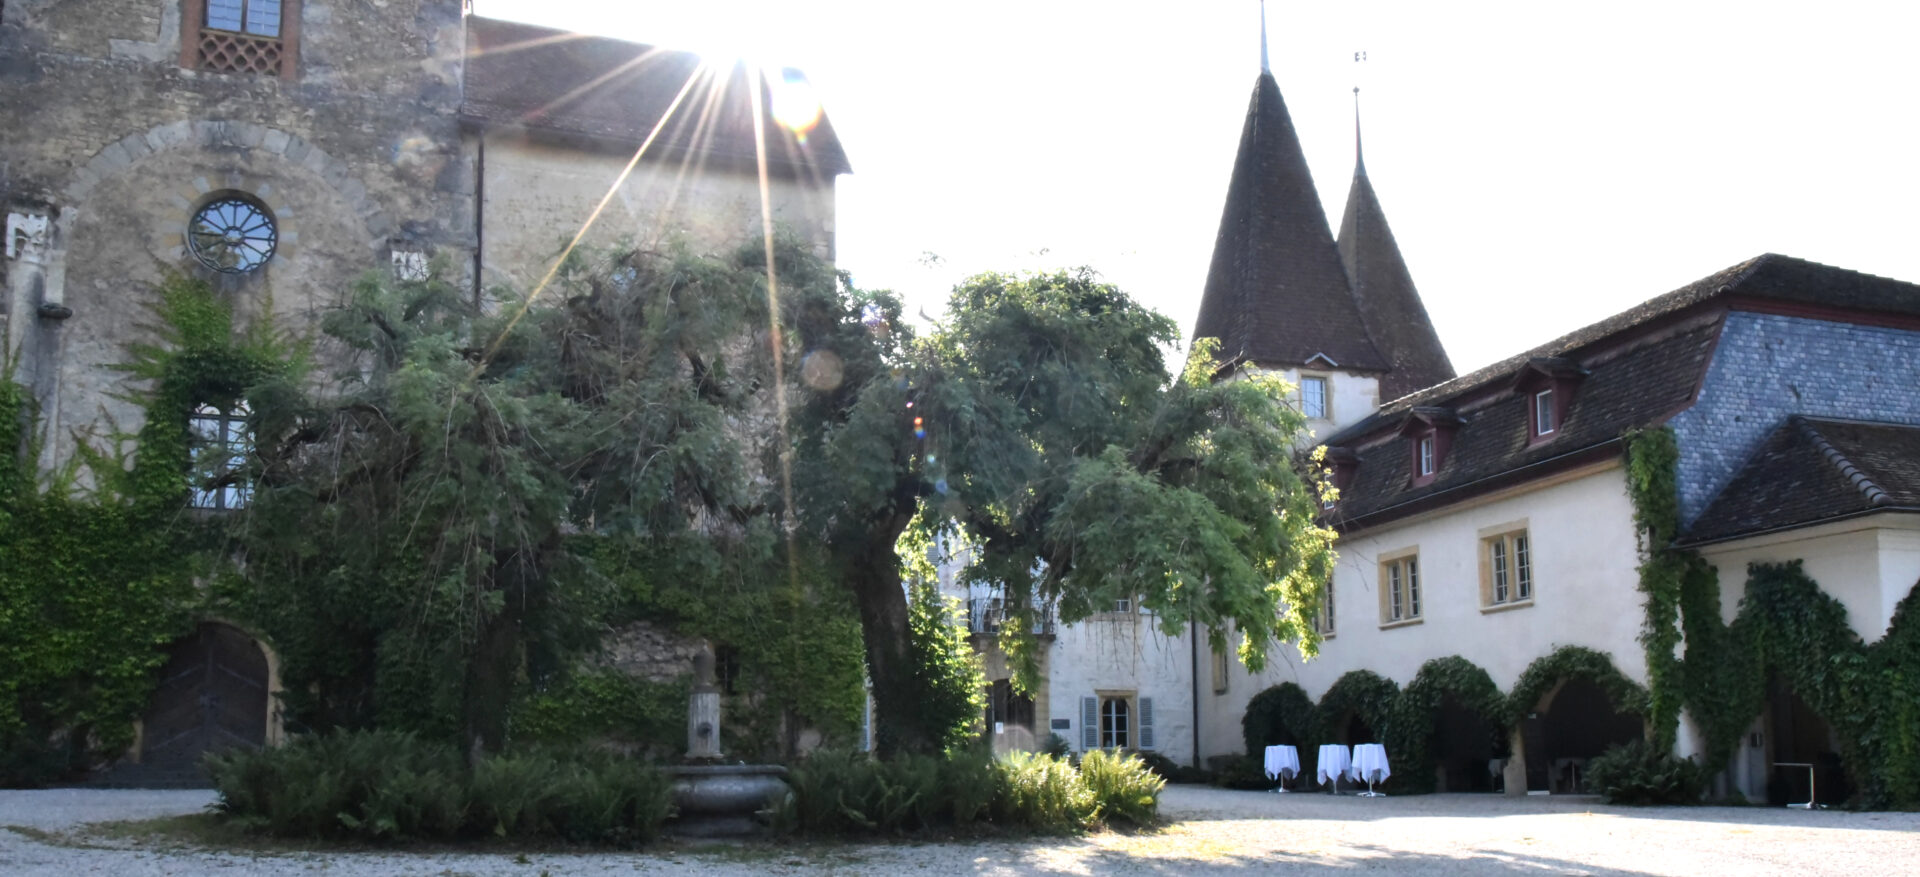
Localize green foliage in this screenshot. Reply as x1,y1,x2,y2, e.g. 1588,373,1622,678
0,276,292,785
1314,670,1401,747
1507,646,1650,722
1387,656,1509,795
509,669,687,756
993,751,1098,832
1077,748,1165,826
1241,682,1317,782
1585,740,1707,805
1624,428,1686,748
206,730,671,844
1126,748,1212,784
905,582,987,754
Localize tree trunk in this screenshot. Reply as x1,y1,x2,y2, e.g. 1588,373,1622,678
845,538,935,757
465,597,520,760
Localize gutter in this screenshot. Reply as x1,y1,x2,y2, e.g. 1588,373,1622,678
1677,506,1920,550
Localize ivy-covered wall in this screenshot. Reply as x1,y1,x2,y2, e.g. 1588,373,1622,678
0,276,290,785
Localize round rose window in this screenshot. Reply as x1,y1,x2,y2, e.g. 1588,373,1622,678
188,196,277,273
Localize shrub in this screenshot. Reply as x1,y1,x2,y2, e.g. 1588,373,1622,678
994,751,1097,831
205,730,670,844
1079,749,1164,826
1209,754,1280,791
1042,732,1071,759
1127,748,1212,784
782,748,946,835
1585,740,1706,805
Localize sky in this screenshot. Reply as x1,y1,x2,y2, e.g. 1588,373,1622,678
479,0,1920,374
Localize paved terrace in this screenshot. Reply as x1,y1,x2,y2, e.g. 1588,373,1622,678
2,784,1914,874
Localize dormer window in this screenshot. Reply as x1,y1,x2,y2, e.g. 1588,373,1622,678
1301,375,1330,420
1512,357,1586,446
1399,407,1463,486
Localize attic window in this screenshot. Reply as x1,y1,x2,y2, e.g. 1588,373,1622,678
1416,435,1435,476
1302,375,1330,420
1400,406,1462,486
1533,389,1556,436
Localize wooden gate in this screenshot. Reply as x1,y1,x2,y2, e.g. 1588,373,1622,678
139,622,269,771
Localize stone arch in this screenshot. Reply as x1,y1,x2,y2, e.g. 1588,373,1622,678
1507,646,1648,794
121,619,282,785
1388,655,1509,794
63,119,391,248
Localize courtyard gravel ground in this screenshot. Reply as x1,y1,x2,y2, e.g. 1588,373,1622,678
2,784,1916,875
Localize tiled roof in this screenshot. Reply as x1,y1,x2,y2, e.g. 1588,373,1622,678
1336,148,1455,401
1682,417,1920,544
1324,320,1721,529
462,16,851,176
1191,73,1386,373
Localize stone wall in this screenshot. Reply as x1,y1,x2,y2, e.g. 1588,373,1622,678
0,0,472,469
592,619,707,684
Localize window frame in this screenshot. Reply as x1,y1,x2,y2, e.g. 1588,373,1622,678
1533,388,1557,437
188,400,253,511
181,0,301,80
1479,523,1536,611
1378,549,1422,627
1099,696,1131,749
1417,435,1435,476
1300,373,1331,421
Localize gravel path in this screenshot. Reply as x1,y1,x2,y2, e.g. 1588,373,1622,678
2,785,1915,875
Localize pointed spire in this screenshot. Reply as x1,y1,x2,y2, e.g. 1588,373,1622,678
1353,87,1367,177
1259,0,1270,72
1192,70,1387,375
1337,101,1455,401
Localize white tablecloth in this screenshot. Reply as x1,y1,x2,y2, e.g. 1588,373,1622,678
1352,743,1392,783
1263,744,1300,780
1316,744,1352,786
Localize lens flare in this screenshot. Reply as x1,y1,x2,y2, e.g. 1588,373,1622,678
800,349,844,390
770,70,822,140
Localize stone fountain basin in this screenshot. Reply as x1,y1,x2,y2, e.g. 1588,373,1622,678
666,764,791,835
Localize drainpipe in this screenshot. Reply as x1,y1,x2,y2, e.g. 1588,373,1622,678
1190,617,1202,770
471,135,485,307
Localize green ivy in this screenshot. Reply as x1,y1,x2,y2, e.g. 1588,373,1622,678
1240,682,1316,757
510,669,690,755
1386,656,1509,795
1507,645,1651,722
1313,670,1400,746
0,276,293,785
1624,427,1685,748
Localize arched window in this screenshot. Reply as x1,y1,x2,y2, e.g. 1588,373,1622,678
189,401,253,510
1100,697,1130,749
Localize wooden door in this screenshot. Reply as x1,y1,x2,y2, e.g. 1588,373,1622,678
140,623,269,770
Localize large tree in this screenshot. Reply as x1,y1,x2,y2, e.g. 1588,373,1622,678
795,268,1337,755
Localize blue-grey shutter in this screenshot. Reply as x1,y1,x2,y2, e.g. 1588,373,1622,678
1081,696,1099,750
1138,697,1156,750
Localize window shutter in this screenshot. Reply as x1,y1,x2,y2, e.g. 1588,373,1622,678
1138,697,1156,750
1081,696,1098,750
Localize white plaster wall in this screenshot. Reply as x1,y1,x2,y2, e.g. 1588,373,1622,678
1698,513,1920,642
477,135,835,291
1198,463,1646,761
1045,613,1198,766
1240,365,1382,439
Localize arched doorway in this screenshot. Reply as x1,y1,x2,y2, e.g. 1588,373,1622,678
1523,678,1641,793
1433,693,1498,792
1337,712,1377,745
1766,676,1848,806
136,622,271,783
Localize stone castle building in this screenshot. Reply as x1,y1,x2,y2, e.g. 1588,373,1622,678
1,2,846,779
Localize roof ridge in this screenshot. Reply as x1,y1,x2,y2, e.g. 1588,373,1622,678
1795,416,1890,506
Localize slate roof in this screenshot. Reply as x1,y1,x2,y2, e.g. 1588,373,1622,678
1336,133,1455,401
462,16,851,176
1324,320,1721,528
1683,417,1920,544
1192,73,1386,373
1320,254,1920,532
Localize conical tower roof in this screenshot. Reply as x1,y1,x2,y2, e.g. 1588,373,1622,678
1337,114,1455,401
1192,72,1387,373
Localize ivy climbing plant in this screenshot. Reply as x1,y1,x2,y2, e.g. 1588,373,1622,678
1313,670,1400,748
0,275,295,785
1386,656,1509,795
1506,645,1651,723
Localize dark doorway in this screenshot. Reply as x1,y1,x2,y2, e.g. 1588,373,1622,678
1523,678,1641,793
1434,693,1497,792
987,679,1035,732
1337,712,1376,745
139,622,269,780
1766,676,1849,807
